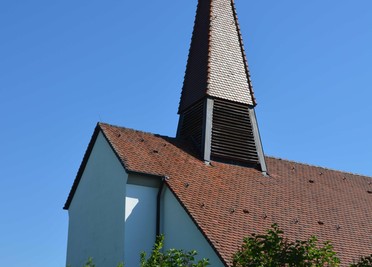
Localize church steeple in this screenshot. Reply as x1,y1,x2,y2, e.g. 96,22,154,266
177,0,267,174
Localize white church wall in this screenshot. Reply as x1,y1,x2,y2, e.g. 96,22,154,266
66,132,127,267
161,187,225,267
124,183,158,266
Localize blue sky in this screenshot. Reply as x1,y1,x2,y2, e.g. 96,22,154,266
0,1,371,266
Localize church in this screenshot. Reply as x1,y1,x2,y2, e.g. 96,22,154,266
64,0,372,266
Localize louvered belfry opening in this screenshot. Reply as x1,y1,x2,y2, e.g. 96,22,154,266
211,98,259,165
177,100,204,152
177,0,267,173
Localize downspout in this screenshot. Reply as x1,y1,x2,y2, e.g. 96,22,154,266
156,176,166,236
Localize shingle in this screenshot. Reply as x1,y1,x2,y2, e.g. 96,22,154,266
179,0,256,113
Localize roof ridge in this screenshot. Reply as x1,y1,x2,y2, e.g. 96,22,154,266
98,122,172,139
266,155,372,178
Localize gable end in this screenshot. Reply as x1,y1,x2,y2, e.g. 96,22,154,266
63,123,128,210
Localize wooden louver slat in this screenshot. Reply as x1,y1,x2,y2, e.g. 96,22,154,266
211,99,259,164
179,100,204,151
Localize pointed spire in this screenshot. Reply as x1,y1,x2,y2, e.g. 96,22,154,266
179,0,256,113
177,0,267,174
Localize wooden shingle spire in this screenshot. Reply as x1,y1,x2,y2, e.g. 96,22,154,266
177,0,267,174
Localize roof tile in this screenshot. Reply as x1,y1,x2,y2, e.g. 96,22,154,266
97,123,372,266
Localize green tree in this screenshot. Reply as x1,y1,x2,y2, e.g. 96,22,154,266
140,235,209,267
350,254,372,267
79,258,123,267
83,258,95,267
233,224,340,267
73,230,372,267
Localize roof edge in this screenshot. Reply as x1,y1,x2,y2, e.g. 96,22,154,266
63,123,102,210
63,122,136,210
205,0,213,93
164,183,229,267
230,0,257,106
98,122,130,173
64,122,176,210
126,170,166,179
99,122,172,139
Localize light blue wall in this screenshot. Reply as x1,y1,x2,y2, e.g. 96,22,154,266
66,132,127,267
124,184,158,266
66,132,223,267
161,187,225,266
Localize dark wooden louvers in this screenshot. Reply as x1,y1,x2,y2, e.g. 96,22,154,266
178,100,204,151
211,99,259,164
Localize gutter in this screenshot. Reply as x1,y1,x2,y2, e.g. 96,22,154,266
156,176,167,236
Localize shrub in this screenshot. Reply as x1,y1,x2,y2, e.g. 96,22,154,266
233,224,340,267
140,235,209,267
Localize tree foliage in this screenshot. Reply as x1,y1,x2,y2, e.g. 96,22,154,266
71,230,372,267
350,254,372,267
83,258,95,267
233,224,340,267
79,257,123,267
140,235,209,267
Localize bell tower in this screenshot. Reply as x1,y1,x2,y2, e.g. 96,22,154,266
177,0,267,174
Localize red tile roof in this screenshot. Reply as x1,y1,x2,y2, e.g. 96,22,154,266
65,123,372,266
